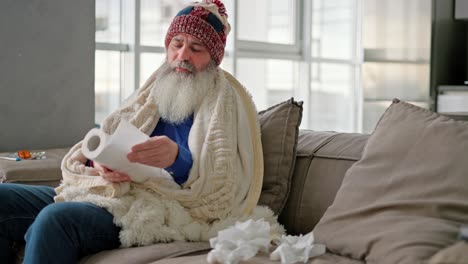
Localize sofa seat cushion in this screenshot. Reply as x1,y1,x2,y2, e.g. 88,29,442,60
313,99,468,263
0,147,69,187
80,241,210,264
147,252,365,264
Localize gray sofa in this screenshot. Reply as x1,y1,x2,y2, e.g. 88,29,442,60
2,99,468,263
0,129,373,263
2,130,467,264
4,130,363,263
80,101,468,263
3,130,376,264
80,128,468,264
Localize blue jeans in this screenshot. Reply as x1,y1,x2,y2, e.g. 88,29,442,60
0,183,121,264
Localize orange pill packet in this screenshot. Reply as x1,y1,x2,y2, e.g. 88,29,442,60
17,150,31,159
15,150,46,160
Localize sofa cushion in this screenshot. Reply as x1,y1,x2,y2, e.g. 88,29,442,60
279,131,369,236
257,98,303,216
428,241,468,264
80,241,210,264
313,99,468,263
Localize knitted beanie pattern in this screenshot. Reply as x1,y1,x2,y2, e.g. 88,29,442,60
165,0,230,65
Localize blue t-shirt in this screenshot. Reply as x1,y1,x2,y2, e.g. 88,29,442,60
150,115,194,185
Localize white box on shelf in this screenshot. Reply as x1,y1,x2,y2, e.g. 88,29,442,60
437,85,468,114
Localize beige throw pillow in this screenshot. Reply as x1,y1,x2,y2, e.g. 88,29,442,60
257,98,303,216
428,241,468,264
313,99,468,264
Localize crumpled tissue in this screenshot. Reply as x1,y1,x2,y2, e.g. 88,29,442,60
207,218,326,264
270,232,326,264
207,219,272,264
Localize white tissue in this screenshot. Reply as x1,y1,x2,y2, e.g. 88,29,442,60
81,120,172,183
270,232,326,264
207,219,272,264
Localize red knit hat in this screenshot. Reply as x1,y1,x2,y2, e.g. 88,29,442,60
165,0,231,65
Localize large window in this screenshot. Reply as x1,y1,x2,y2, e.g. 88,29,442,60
94,0,359,131
95,0,430,133
361,0,432,132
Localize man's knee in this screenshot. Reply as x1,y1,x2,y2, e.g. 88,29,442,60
27,202,115,236
24,202,86,245
25,202,120,255
32,202,84,229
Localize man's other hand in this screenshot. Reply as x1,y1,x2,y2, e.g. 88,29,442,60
127,136,178,168
93,161,131,182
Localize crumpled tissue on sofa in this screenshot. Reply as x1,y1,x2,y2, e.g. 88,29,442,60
207,219,325,264
270,232,326,264
207,219,271,264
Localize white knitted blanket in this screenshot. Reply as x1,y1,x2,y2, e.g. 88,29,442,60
55,68,283,246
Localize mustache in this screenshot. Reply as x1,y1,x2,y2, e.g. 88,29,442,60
170,61,195,72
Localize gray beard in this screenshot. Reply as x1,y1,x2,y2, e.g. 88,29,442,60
152,60,218,124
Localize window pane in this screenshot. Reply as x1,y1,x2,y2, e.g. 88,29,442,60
95,50,121,125
140,0,191,46
363,0,431,61
362,63,430,101
311,0,355,60
238,0,295,44
237,59,297,111
220,54,234,74
140,53,166,86
310,63,355,132
362,0,431,132
96,0,121,43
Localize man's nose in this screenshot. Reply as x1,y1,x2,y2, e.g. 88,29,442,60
177,46,190,61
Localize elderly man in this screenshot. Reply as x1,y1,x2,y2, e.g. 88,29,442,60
0,1,281,263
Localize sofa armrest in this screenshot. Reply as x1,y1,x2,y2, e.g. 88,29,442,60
0,148,70,187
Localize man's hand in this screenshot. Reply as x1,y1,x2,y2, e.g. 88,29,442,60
93,161,131,182
127,136,178,168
